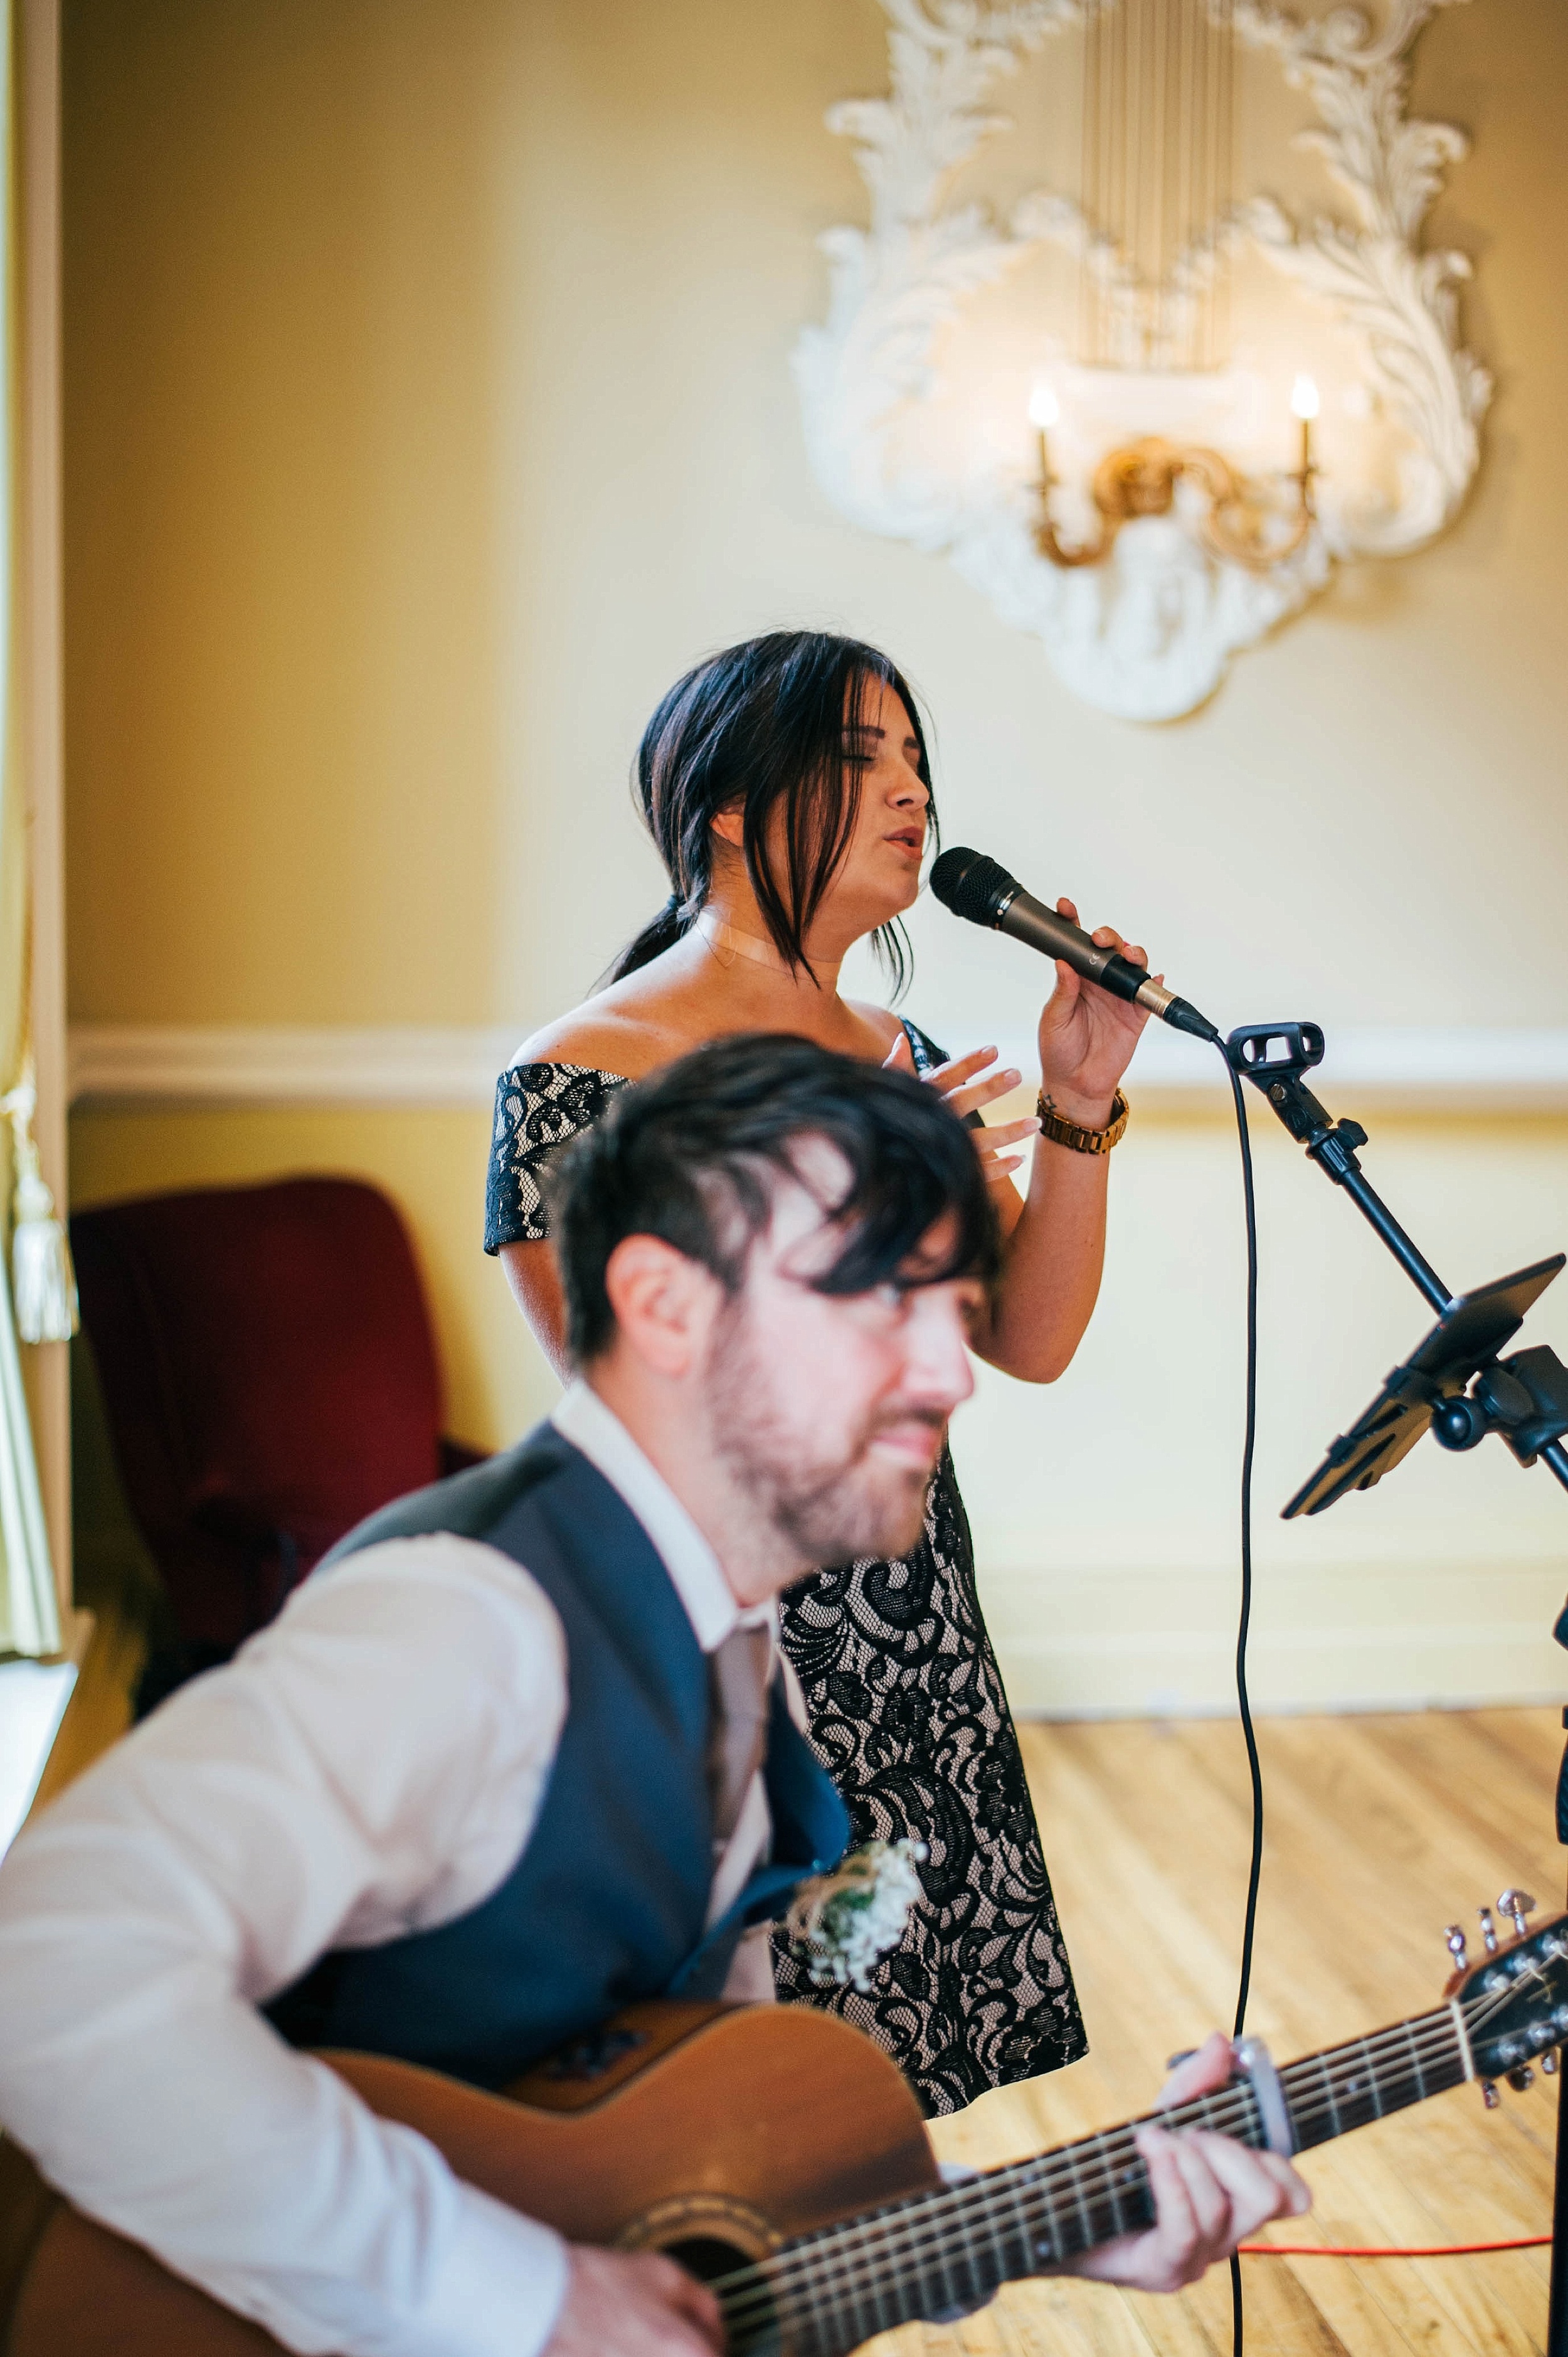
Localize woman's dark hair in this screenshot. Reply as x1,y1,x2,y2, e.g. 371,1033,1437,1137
550,1033,999,1366
612,630,935,996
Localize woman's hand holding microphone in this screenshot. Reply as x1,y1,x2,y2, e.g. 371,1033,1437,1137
882,895,1155,1189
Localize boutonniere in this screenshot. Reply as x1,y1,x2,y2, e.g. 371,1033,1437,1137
784,1838,927,1992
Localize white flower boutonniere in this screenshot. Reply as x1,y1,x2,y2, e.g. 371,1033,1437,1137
783,1838,928,1993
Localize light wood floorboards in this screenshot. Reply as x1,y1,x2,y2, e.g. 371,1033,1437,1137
894,1708,1564,2357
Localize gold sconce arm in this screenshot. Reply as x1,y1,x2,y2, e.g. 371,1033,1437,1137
1034,432,1317,576
1032,437,1114,567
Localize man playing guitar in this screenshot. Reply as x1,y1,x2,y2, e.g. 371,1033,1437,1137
0,1036,1306,2356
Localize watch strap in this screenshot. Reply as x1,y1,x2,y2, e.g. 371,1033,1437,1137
1036,1085,1130,1155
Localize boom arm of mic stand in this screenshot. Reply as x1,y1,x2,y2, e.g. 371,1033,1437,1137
1227,1023,1568,1499
1227,1024,1451,1309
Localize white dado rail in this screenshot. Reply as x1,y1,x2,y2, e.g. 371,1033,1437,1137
66,1023,1568,1113
1111,1020,1568,1111
67,1027,524,1110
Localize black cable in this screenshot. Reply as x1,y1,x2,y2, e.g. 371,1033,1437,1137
1222,1050,1264,2357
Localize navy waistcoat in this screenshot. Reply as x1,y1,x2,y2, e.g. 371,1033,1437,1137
264,1422,849,2090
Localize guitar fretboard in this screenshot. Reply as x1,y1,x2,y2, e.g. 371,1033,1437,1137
718,2003,1470,2357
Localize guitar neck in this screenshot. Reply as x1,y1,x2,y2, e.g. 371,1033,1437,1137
729,2004,1468,2356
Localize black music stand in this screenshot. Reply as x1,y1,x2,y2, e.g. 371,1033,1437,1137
1283,1258,1568,1519
1224,1023,1568,2351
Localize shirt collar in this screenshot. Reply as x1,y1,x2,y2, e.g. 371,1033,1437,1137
550,1380,770,1654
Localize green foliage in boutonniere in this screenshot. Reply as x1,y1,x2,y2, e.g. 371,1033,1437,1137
783,1838,928,1993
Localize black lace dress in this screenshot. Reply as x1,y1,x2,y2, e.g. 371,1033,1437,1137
484,1025,1086,2115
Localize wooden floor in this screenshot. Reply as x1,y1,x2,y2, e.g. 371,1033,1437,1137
895,1708,1564,2357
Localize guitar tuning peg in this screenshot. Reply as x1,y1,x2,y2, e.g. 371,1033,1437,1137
1507,2065,1536,2093
1481,2078,1501,2109
1498,1890,1537,1938
1544,2051,1559,2077
1479,1907,1500,1954
1444,1923,1468,1968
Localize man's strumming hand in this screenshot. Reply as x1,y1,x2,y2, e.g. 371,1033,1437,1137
544,2245,724,2357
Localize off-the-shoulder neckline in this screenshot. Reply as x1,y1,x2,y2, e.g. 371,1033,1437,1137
501,1019,938,1089
501,1058,634,1083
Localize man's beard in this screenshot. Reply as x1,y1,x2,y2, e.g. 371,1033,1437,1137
704,1309,945,1568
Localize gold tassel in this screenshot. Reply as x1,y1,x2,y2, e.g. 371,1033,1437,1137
3,1057,77,1344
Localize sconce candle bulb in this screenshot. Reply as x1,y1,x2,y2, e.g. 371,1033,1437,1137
1028,381,1061,430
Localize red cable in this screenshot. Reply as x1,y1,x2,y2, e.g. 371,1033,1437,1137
1238,2235,1549,2257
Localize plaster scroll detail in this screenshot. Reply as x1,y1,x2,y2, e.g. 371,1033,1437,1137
793,0,1488,720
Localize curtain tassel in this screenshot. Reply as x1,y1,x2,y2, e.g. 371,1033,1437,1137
3,1059,77,1344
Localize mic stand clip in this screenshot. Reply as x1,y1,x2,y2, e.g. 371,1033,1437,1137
1226,1024,1451,1311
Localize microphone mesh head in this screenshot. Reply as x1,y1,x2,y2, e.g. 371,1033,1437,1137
928,847,1020,927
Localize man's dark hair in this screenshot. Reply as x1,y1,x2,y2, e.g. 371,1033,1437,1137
550,1034,1001,1365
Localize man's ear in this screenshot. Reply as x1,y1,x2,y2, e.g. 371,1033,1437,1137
601,1235,720,1378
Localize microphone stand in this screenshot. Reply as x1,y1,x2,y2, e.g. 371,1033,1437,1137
1226,1023,1568,2350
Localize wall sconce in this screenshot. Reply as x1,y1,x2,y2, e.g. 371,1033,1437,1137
1030,374,1316,575
794,0,1490,721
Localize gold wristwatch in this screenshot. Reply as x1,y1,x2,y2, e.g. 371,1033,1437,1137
1036,1087,1130,1156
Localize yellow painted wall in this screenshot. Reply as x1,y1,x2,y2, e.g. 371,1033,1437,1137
63,0,1568,1711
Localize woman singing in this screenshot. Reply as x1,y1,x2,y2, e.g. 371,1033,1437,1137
485,630,1150,2115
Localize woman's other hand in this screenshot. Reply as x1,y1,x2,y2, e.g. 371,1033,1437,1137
882,1033,1039,1193
1037,897,1155,1124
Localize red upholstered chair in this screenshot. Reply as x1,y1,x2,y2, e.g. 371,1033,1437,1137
71,1176,485,1701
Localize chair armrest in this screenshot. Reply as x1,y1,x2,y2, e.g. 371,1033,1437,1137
438,1435,491,1477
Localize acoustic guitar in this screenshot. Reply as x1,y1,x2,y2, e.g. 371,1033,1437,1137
8,1899,1565,2356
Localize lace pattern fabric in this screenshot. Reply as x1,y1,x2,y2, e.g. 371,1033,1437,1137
485,1061,627,1250
484,1030,1086,2114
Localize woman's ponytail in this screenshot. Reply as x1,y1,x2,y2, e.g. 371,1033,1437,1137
610,891,696,981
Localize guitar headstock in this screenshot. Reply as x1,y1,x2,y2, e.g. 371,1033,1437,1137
1447,1899,1568,2088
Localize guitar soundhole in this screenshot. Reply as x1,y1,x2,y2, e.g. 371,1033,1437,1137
665,2233,753,2283
625,2194,782,2345
664,2238,780,2354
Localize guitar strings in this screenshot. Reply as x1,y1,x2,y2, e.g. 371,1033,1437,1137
715,2030,1470,2348
731,1976,1540,2340
718,2050,1443,2354
717,2017,1455,2331
714,1984,1522,2338
717,2092,1375,2352
718,2011,1487,2347
720,2095,1263,2341
712,1990,1523,2342
735,2017,1490,2347
716,2090,1266,2336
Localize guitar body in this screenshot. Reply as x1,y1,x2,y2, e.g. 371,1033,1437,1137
9,1908,1568,2357
5,2001,936,2356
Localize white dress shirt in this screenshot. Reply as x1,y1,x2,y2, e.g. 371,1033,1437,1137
0,1384,787,2357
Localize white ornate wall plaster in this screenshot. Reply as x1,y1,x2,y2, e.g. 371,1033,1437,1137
794,0,1490,720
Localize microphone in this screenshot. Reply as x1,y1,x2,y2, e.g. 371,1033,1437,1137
928,847,1220,1043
